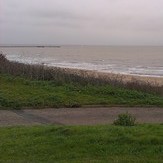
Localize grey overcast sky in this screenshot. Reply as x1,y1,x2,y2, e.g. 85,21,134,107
0,0,163,45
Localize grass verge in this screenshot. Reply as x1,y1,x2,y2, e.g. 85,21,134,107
0,73,163,108
0,124,162,162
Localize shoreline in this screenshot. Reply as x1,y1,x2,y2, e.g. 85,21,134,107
59,67,163,86
1,53,163,86
2,52,163,82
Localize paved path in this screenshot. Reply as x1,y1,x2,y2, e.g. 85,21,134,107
0,107,163,126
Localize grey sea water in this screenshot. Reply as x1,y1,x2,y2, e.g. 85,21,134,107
1,46,163,77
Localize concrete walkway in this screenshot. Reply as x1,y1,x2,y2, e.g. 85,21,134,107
0,107,163,126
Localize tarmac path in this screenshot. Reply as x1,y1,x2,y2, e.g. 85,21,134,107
0,107,163,126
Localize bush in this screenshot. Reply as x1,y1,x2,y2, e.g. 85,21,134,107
113,112,136,126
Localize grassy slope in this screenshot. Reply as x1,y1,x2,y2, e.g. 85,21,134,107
0,73,163,108
0,124,162,162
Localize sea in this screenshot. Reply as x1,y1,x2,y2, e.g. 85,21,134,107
0,46,163,77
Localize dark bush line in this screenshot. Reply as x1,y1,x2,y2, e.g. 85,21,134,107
0,53,163,95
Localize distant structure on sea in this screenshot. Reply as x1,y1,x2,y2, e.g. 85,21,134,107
0,45,61,48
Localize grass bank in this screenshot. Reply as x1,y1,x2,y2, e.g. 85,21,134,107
0,73,163,108
0,124,162,162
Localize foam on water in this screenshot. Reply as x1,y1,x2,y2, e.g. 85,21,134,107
1,46,163,77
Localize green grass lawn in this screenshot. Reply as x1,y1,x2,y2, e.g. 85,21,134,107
0,73,163,108
0,124,162,162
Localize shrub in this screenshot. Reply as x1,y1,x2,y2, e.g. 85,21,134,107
113,112,136,126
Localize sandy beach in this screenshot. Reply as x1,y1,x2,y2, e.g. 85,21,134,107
61,67,163,86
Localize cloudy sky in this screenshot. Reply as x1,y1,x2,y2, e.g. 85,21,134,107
0,0,163,45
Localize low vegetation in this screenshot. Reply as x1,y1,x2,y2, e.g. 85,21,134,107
0,53,163,108
1,53,163,95
0,54,162,162
113,112,136,126
0,124,162,162
1,73,163,108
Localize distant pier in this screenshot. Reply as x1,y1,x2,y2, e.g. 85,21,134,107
0,45,61,48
